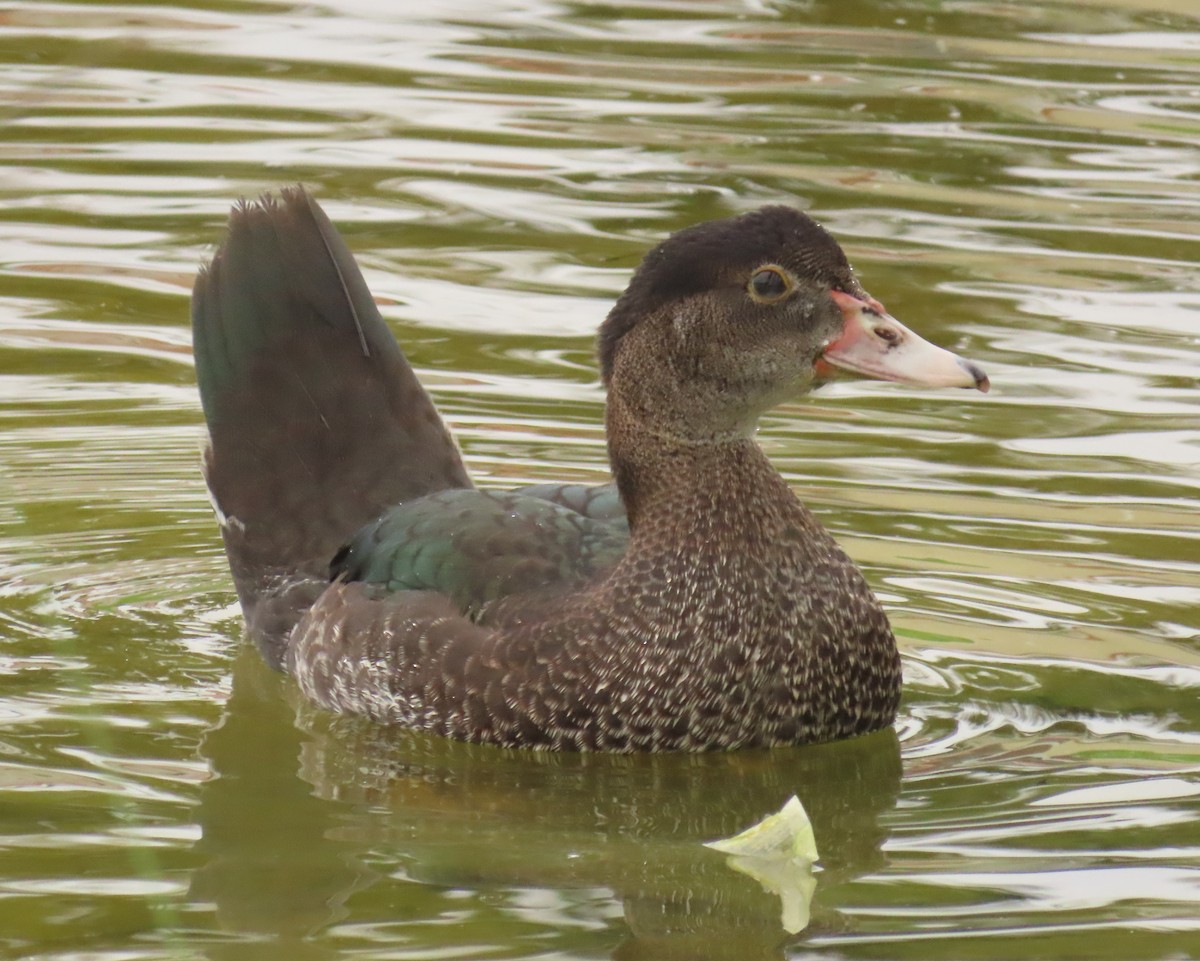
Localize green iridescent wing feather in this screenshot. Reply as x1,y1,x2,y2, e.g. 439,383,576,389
334,488,628,616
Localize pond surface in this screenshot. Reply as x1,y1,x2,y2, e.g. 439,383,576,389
2,1,1199,958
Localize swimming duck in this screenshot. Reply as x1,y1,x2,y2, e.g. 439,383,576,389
193,186,987,752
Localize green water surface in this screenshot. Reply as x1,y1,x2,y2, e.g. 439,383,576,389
1,1,1199,959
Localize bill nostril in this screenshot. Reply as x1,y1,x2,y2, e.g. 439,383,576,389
874,325,901,345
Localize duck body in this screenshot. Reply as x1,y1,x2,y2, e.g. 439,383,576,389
294,436,895,750
193,187,986,752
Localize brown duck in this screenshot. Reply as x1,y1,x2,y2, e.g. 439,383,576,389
193,187,988,752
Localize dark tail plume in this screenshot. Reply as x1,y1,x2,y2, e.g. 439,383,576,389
193,186,472,666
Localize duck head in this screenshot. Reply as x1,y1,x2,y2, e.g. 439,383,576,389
598,206,988,442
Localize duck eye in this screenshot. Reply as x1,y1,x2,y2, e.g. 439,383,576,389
749,267,790,302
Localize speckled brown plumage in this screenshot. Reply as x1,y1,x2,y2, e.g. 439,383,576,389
289,436,898,750
192,186,984,751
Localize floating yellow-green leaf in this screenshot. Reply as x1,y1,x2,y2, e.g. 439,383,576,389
703,795,819,934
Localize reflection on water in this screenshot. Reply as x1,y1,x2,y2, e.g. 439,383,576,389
1,0,1199,959
193,651,898,960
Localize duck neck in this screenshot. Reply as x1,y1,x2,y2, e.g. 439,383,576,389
605,393,794,536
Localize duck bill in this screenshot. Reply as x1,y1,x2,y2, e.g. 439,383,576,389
818,290,989,392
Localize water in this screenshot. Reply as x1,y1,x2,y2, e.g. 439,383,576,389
1,1,1198,958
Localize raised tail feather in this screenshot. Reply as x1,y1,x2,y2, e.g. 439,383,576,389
192,186,472,667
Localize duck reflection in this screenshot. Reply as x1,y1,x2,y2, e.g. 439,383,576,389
191,648,900,960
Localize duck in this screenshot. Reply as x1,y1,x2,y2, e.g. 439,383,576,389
192,186,988,752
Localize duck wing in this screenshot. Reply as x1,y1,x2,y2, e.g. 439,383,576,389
192,186,471,665
332,488,627,619
515,481,627,525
